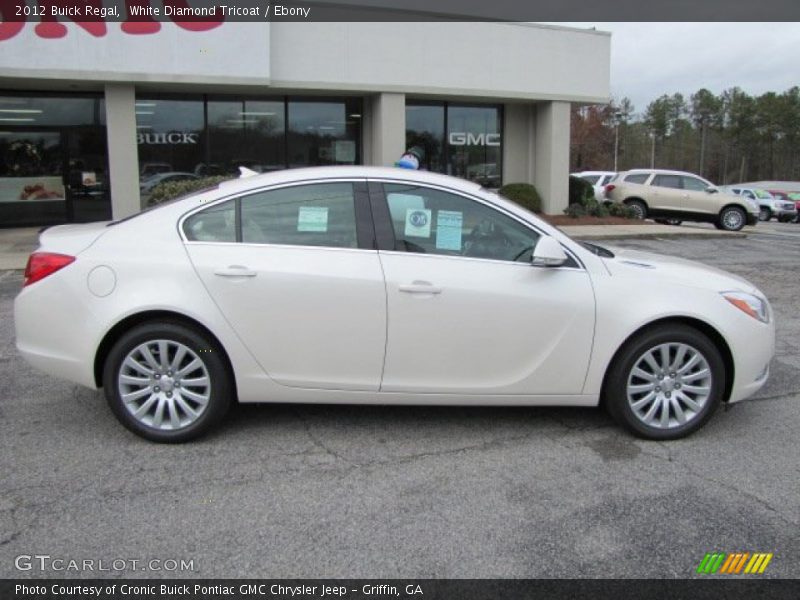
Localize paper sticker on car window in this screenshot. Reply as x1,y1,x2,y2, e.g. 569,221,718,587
436,210,463,250
405,208,432,238
297,206,329,232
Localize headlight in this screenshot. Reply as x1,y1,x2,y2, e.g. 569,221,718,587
722,291,769,323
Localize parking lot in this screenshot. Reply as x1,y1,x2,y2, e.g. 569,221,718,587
0,222,798,579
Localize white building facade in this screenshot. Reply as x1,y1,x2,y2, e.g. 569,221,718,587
0,20,610,225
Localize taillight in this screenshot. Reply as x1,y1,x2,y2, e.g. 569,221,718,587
604,184,616,195
23,252,75,287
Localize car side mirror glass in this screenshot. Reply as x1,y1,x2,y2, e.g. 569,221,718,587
532,236,568,267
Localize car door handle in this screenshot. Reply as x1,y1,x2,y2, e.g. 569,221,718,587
398,281,442,294
214,266,257,278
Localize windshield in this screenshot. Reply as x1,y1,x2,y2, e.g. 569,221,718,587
754,189,773,199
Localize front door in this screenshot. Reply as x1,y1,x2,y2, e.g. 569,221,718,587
372,181,596,395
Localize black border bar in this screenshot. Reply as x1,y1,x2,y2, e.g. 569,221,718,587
2,0,800,22
3,579,800,600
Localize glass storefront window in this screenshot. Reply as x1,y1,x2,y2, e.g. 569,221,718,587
0,93,109,227
208,98,285,175
135,95,362,204
406,104,445,173
287,99,361,168
135,98,205,178
406,102,503,188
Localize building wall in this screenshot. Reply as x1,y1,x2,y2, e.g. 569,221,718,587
1,21,611,218
269,22,609,103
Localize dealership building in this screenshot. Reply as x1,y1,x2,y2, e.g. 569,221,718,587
0,19,610,227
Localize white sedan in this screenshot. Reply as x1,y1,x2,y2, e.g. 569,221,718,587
14,167,775,442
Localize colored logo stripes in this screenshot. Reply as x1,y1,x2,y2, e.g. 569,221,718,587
696,552,773,574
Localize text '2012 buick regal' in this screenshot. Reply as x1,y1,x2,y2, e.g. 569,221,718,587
14,167,775,442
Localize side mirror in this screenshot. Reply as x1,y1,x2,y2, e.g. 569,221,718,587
532,237,568,267
706,186,718,194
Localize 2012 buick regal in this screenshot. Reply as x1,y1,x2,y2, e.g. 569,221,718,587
14,167,775,442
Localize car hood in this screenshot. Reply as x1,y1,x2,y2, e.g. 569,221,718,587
601,246,759,294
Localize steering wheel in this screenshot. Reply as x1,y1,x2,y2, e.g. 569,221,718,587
464,219,512,258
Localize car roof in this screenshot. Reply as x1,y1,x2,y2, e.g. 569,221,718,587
215,165,486,197
620,168,700,177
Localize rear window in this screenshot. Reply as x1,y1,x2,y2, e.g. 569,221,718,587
579,175,601,185
624,173,650,184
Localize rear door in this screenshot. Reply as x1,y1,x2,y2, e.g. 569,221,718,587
649,173,684,213
182,180,387,391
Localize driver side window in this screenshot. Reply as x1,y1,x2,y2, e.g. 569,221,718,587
383,183,540,262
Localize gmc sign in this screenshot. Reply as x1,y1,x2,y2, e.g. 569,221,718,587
448,132,501,146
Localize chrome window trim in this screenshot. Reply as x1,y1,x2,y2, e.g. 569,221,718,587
177,177,366,244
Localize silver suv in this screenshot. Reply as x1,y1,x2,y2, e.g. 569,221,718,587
604,169,759,231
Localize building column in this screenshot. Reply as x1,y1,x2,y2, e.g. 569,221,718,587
104,83,140,219
534,101,571,215
502,102,535,185
363,92,406,167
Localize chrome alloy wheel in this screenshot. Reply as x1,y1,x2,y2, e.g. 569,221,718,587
626,343,712,430
117,340,211,431
722,209,744,230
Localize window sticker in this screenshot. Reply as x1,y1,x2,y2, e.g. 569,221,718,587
435,210,463,250
405,208,432,238
297,206,329,232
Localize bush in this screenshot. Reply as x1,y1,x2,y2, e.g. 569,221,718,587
607,202,637,219
498,183,542,214
147,175,235,206
563,203,587,218
569,175,595,207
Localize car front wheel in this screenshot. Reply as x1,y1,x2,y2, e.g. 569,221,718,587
102,321,232,442
718,206,746,231
758,207,771,221
604,324,725,440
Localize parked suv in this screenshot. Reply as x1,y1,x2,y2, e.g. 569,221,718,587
721,187,798,222
604,169,759,231
572,171,616,201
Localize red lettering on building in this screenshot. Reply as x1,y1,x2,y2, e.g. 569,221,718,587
34,1,107,38
0,0,25,41
0,1,225,41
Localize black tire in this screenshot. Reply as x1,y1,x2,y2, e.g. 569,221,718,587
758,207,771,221
718,206,747,231
625,199,647,220
102,321,232,442
777,215,791,223
603,324,725,440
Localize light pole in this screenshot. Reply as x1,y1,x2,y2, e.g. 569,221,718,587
613,111,622,172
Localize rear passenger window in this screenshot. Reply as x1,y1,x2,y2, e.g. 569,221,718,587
652,174,682,189
241,183,358,248
184,199,236,242
624,173,650,184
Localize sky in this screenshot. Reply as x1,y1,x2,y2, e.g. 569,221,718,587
548,23,800,117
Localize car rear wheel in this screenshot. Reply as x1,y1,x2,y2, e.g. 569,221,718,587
102,322,232,442
758,207,771,221
625,199,647,220
604,324,724,440
718,206,746,231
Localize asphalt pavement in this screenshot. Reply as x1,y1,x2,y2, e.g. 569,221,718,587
0,222,798,579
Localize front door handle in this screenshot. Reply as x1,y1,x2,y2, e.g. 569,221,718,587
398,281,442,295
214,265,257,278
